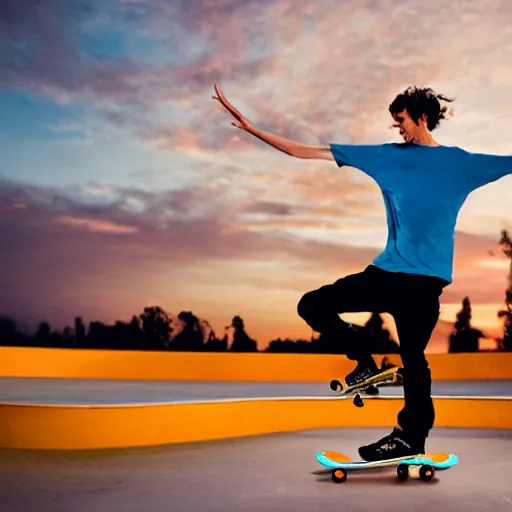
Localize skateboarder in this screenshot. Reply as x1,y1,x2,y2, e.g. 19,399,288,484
212,83,512,461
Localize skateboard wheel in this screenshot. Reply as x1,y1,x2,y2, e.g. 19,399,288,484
397,463,409,481
365,385,379,395
353,394,364,408
331,468,348,483
419,464,435,482
330,380,343,392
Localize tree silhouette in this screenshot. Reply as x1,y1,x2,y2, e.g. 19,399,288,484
203,329,229,352
74,316,86,347
363,313,400,354
0,316,28,346
86,321,107,348
139,306,173,350
265,337,312,353
228,315,257,352
101,317,145,350
126,315,145,349
201,319,228,352
62,326,74,346
171,311,204,351
449,296,483,352
498,230,512,351
35,321,51,346
2,253,511,355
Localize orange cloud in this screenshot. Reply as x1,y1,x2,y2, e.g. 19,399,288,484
54,216,138,234
148,127,255,155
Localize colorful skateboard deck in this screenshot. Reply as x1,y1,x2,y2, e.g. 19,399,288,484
330,366,404,407
315,450,458,483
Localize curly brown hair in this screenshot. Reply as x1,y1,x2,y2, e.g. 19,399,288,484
389,86,455,131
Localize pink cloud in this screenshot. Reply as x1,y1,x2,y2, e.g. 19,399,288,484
147,127,255,155
54,215,138,234
0,179,509,346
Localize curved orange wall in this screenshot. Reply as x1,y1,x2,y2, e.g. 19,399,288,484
0,398,512,450
1,347,511,381
2,397,512,450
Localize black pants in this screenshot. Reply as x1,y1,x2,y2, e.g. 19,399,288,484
297,265,446,439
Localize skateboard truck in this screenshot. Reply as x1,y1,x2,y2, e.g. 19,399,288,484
330,460,436,484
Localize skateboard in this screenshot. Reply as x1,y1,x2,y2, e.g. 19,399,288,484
329,366,404,407
315,450,458,483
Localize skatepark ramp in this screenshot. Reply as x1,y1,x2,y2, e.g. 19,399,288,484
1,347,511,450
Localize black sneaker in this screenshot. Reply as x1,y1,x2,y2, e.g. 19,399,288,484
345,356,380,387
358,427,425,462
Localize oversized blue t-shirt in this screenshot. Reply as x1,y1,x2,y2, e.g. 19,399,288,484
330,142,512,284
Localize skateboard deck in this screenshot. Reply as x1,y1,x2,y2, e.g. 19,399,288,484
315,450,458,483
330,366,404,407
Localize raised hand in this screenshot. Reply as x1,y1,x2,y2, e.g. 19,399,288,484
212,83,251,130
211,82,333,161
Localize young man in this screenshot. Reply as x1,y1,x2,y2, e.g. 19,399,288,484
212,83,512,460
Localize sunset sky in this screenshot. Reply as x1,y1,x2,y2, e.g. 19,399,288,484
1,0,511,353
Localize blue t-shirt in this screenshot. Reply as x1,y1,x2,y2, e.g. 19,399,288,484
330,142,512,284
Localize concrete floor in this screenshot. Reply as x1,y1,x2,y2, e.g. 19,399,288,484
1,427,511,512
1,377,511,404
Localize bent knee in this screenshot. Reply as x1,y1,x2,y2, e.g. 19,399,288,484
297,291,318,319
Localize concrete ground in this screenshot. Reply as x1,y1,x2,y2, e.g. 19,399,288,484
1,377,511,404
1,427,511,512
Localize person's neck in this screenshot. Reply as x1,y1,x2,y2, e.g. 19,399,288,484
412,132,440,147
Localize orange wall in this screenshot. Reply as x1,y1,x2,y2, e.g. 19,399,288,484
2,397,512,450
1,347,512,381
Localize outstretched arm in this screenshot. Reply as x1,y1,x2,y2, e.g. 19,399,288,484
467,152,512,188
212,83,333,161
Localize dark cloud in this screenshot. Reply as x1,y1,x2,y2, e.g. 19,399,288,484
0,179,381,326
243,201,293,216
0,0,278,101
0,0,145,100
1,177,508,331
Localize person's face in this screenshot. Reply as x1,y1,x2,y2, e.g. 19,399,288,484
391,109,428,143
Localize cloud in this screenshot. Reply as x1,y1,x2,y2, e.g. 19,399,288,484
442,231,510,304
147,126,256,156
0,178,378,270
244,201,293,216
0,175,381,335
2,0,512,347
6,0,512,161
54,215,138,234
0,0,145,101
0,176,509,339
